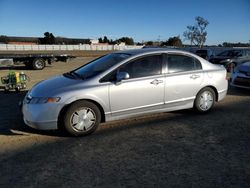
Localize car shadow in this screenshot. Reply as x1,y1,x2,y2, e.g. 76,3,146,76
0,90,62,137
1,98,250,187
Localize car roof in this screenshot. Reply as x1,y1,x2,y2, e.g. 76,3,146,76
113,48,188,56
223,48,247,52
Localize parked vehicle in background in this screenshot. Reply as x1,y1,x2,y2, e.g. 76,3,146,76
230,61,250,89
22,48,228,136
0,54,75,70
209,48,250,72
195,49,215,60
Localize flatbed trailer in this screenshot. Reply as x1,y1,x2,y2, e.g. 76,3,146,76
0,54,75,70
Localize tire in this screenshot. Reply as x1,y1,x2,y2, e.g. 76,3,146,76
32,58,45,70
63,101,101,136
194,87,215,113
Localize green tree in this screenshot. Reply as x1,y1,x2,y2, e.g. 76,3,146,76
163,36,182,47
146,41,153,46
98,37,103,43
103,36,109,43
0,35,9,44
41,32,56,44
117,37,134,45
183,16,209,48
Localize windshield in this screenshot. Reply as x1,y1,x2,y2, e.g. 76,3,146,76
217,50,242,57
65,53,130,79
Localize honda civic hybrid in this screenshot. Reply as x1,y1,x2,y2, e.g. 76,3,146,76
22,48,228,136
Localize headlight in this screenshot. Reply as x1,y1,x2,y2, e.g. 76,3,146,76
28,97,61,104
223,58,232,62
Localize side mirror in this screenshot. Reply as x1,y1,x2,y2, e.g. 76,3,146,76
116,72,130,83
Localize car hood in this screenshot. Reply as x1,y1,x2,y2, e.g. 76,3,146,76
238,61,250,72
29,75,87,97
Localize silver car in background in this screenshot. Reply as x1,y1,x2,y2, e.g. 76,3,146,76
230,61,250,89
22,48,228,136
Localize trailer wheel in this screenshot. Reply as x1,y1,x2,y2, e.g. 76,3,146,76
32,58,45,70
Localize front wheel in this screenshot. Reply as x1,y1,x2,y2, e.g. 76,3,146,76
63,101,101,136
194,87,215,113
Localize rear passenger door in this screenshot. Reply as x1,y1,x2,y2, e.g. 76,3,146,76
164,53,204,107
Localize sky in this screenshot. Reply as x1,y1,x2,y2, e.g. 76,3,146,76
0,0,249,45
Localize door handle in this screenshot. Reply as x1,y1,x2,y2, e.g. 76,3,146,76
190,74,200,79
150,79,163,85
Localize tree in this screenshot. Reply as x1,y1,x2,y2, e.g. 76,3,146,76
98,37,103,43
116,37,134,45
0,35,9,44
162,36,182,47
40,32,56,44
103,36,109,43
146,41,153,46
98,36,110,44
183,16,209,48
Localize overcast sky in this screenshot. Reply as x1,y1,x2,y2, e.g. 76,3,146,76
0,0,249,45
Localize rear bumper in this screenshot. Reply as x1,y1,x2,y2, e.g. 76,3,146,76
230,73,250,89
218,89,228,101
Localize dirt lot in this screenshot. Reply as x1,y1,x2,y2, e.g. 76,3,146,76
0,57,250,187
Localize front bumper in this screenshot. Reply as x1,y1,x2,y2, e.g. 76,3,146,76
22,102,63,130
230,73,250,89
230,82,250,89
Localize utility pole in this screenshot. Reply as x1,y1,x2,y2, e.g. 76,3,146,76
157,35,161,46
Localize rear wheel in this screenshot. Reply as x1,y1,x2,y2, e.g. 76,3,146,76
63,101,101,136
32,58,46,70
194,87,215,113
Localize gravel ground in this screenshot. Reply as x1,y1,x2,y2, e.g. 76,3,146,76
0,57,250,187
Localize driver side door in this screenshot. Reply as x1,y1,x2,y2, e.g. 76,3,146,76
108,54,165,117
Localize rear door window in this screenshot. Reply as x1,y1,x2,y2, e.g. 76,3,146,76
167,54,202,73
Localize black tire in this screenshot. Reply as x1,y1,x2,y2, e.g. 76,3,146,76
32,58,45,70
63,101,101,136
194,87,215,113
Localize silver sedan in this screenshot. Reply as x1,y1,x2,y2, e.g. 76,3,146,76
22,48,228,136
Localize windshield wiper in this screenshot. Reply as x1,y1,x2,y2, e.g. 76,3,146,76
72,72,86,79
63,71,83,79
63,72,74,78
